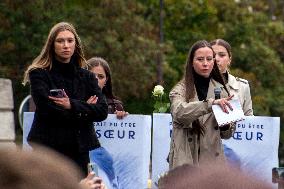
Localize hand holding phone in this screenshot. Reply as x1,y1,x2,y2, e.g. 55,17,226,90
80,171,103,189
88,162,99,176
50,89,64,98
48,89,71,109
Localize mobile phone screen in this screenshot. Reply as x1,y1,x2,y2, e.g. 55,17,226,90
88,163,99,176
50,89,64,98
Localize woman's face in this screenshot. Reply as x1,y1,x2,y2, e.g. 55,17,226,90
91,65,107,89
54,30,75,63
192,47,214,78
212,44,231,73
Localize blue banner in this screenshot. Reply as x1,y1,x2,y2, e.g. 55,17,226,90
152,114,280,188
23,113,152,189
223,116,280,186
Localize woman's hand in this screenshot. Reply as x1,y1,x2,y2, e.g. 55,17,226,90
79,172,106,189
48,89,71,109
87,95,98,104
213,95,234,113
114,110,128,119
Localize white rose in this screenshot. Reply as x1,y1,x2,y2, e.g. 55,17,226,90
152,85,164,97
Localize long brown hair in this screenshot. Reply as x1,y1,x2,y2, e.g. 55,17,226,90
210,39,232,73
87,57,117,100
23,22,86,85
183,40,230,135
184,40,229,102
210,39,232,58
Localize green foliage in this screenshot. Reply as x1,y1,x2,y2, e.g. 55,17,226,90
63,0,161,100
0,0,163,120
1,0,284,163
139,0,284,164
0,1,66,135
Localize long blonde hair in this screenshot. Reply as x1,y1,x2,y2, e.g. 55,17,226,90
23,22,86,85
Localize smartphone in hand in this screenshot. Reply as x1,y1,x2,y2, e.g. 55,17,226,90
50,89,64,98
88,162,99,176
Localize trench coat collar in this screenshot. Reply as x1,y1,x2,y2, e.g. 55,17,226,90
227,73,239,90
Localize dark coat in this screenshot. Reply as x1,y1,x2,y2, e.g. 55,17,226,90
27,60,108,153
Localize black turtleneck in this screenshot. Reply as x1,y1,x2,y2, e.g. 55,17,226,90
52,57,76,77
193,71,211,101
51,57,77,97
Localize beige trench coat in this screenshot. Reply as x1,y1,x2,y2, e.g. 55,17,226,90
168,79,235,169
227,74,253,116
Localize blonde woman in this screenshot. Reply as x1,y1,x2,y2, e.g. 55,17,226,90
23,22,108,177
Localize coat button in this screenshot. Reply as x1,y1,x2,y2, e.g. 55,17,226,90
215,152,219,157
214,126,219,130
188,138,193,142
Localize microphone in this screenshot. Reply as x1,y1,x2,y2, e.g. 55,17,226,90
214,87,221,99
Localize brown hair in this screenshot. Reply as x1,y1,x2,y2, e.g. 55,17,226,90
184,40,229,102
87,57,117,100
210,39,232,58
23,22,86,85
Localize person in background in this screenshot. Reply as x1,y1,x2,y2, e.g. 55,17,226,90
22,22,108,177
210,39,253,116
169,40,235,169
87,57,128,119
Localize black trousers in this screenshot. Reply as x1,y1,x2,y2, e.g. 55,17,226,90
31,142,90,178
67,150,90,177
56,147,90,177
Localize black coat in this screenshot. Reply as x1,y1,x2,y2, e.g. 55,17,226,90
27,60,108,153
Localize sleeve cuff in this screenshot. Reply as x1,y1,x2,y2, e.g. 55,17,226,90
204,98,214,110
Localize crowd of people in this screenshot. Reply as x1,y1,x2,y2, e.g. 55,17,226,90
3,21,271,189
